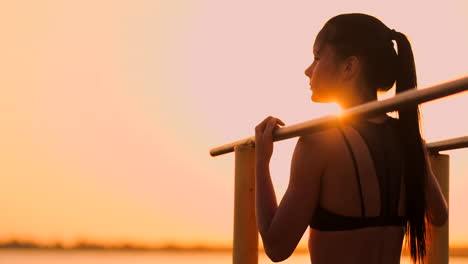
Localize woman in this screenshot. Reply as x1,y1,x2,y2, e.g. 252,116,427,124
254,13,448,264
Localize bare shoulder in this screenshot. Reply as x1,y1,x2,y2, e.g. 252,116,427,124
294,127,342,168
297,127,341,153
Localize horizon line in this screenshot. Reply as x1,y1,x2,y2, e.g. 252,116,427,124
1,239,468,257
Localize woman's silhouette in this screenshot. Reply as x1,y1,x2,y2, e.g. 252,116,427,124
254,13,448,264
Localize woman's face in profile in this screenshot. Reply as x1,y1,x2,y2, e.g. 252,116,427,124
304,34,342,103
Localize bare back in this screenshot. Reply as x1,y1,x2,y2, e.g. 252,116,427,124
308,117,406,264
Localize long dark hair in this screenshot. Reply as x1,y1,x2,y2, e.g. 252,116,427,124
319,13,428,263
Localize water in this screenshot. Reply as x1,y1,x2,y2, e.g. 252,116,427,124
0,250,467,264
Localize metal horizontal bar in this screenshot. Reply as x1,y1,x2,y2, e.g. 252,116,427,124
427,136,468,153
210,75,468,157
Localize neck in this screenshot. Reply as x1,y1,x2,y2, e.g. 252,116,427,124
338,93,377,110
337,91,390,122
335,82,377,110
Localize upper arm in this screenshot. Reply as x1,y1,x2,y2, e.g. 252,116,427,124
263,132,330,261
423,144,449,227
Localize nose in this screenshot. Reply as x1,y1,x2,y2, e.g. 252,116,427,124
304,64,313,78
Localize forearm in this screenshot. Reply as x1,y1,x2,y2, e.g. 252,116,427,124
255,159,278,237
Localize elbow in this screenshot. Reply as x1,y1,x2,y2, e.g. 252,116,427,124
264,242,293,262
429,207,448,227
265,249,289,263
430,215,448,227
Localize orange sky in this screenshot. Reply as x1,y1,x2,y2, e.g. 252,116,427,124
0,0,467,248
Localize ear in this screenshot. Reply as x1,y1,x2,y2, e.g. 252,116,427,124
342,56,361,81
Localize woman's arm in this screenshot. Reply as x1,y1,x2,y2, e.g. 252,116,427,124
423,143,449,227
255,116,328,261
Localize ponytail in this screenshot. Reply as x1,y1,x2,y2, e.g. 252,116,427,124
392,30,428,264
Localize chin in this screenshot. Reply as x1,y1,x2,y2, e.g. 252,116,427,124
311,93,333,103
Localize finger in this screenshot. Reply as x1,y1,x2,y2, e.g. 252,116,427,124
277,118,285,126
264,118,279,137
255,116,271,141
257,116,272,129
255,116,274,133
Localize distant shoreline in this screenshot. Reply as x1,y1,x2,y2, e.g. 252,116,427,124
1,240,468,257
0,240,232,252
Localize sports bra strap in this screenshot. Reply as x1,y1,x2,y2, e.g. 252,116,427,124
337,125,366,217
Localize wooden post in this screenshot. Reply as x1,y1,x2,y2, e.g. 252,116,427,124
427,154,449,264
233,144,258,264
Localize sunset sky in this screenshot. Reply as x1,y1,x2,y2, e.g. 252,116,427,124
0,0,467,249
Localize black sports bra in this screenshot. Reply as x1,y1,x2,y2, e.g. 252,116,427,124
309,116,407,231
